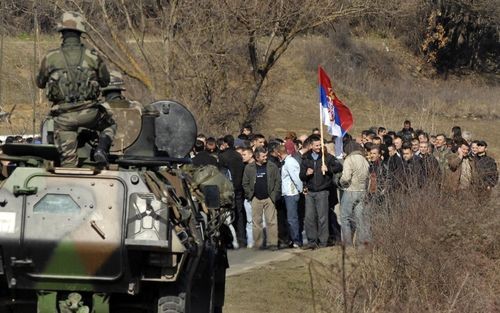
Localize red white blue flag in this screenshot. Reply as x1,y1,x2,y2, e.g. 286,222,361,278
318,66,353,137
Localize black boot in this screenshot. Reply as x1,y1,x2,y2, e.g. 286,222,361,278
94,134,112,166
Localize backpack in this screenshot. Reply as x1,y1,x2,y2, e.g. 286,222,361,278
47,47,100,103
192,165,235,208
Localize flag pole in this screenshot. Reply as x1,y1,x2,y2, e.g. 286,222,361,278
318,102,326,175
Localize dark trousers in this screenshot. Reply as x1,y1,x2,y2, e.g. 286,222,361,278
305,190,330,245
328,208,342,243
234,190,246,246
276,197,290,245
328,186,341,243
298,193,306,240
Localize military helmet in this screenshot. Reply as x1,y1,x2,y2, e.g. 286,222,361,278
56,11,86,33
101,70,126,92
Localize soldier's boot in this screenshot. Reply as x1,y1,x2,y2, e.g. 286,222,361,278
93,134,112,166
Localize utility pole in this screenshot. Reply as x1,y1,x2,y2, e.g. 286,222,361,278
0,1,5,118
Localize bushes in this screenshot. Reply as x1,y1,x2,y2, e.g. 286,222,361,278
309,186,499,312
420,1,500,74
347,0,500,74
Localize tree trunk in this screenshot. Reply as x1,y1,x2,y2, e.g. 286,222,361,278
0,1,4,113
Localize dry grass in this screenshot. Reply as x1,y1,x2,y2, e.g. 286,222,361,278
304,187,499,313
225,248,344,313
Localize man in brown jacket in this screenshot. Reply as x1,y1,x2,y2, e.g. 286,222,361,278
446,140,476,192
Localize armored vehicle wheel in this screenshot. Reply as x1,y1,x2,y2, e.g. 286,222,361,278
158,293,186,313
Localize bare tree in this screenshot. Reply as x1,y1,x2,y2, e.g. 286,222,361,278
15,0,380,132
223,0,371,124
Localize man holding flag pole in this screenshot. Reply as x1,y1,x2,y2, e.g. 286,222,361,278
298,66,348,249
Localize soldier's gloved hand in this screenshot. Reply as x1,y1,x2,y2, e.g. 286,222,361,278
223,211,235,225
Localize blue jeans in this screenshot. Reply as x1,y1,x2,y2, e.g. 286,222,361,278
244,199,254,247
284,194,301,245
340,191,369,246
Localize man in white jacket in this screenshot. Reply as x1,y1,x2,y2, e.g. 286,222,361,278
277,145,303,248
339,141,370,246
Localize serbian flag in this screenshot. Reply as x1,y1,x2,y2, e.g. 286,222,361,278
318,66,353,137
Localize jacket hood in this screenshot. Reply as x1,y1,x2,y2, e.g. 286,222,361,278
344,141,364,156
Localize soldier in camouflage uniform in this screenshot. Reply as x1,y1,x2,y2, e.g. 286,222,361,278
36,12,116,167
101,71,143,111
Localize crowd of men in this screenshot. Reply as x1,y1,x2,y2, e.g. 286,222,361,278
191,121,498,250
0,136,42,145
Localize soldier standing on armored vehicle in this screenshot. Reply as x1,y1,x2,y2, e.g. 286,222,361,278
101,70,143,111
36,11,116,167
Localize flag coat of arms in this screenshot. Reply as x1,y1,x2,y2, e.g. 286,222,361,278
318,66,353,137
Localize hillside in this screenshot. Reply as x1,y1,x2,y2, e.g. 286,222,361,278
259,34,500,156
0,32,499,155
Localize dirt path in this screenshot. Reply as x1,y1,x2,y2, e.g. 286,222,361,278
224,246,343,313
227,248,298,277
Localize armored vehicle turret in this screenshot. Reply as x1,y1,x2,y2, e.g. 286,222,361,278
0,100,231,313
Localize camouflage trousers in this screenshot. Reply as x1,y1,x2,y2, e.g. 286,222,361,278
53,107,116,167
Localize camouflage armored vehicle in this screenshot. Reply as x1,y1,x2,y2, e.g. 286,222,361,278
0,100,231,313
